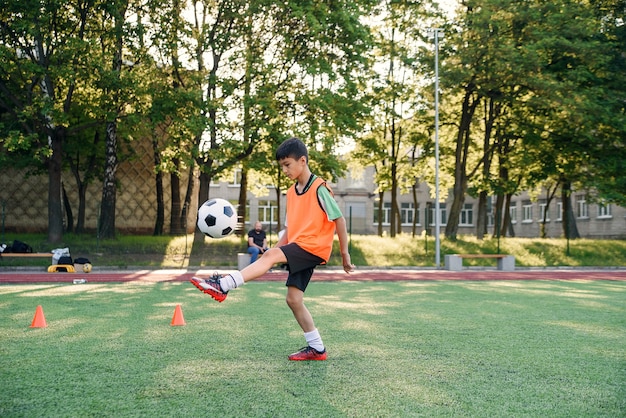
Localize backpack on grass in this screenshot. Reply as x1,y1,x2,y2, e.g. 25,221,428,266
3,240,34,253
58,255,73,265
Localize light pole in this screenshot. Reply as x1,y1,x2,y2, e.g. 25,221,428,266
428,28,443,268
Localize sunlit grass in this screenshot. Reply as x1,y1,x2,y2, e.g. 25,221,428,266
0,280,624,416
344,234,626,268
2,233,626,268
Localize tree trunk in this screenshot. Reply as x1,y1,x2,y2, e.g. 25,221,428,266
445,86,480,240
561,180,580,239
476,190,488,239
411,183,418,237
377,190,384,236
153,137,164,236
394,199,402,235
237,168,248,236
493,193,504,238
476,98,497,240
181,165,194,233
540,182,559,239
73,130,99,234
153,169,164,236
494,135,511,238
62,183,73,233
198,171,210,211
274,184,282,233
169,159,184,235
47,129,64,243
98,121,118,239
389,120,398,237
505,193,516,237
98,4,125,239
390,164,398,237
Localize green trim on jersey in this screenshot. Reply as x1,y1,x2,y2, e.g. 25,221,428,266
317,183,342,221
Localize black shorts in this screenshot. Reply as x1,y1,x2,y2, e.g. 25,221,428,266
279,243,325,292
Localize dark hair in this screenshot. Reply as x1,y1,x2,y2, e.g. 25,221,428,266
275,137,308,162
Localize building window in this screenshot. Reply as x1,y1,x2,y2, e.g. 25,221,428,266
487,197,495,227
257,200,278,224
374,202,392,225
522,200,533,223
539,199,550,222
576,195,589,219
509,203,518,224
429,204,447,226
459,203,473,226
556,200,563,222
230,168,242,186
597,203,612,219
401,202,417,225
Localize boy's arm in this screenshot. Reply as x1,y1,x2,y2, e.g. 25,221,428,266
333,216,354,273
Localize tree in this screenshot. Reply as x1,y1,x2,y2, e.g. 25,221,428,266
98,0,143,239
441,0,626,240
181,0,374,240
0,0,109,243
353,0,433,237
143,0,202,235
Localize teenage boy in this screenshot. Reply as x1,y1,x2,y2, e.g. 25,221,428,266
191,137,354,361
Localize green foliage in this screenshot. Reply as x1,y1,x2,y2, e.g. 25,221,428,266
435,0,626,239
0,280,624,416
2,0,625,244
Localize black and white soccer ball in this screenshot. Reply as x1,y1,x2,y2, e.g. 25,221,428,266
197,198,238,238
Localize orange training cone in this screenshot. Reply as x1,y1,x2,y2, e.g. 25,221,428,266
30,305,47,328
171,304,186,326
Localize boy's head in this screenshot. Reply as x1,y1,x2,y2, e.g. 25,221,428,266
275,137,308,163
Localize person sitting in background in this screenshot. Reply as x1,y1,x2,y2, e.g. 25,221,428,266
247,221,268,263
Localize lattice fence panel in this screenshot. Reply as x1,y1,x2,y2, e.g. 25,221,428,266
0,138,198,234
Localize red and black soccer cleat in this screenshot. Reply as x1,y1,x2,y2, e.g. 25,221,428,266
190,274,228,303
288,346,327,361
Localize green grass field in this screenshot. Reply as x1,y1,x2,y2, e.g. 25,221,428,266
1,279,624,417
2,233,626,269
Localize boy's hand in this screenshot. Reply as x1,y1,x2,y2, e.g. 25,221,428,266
342,253,354,273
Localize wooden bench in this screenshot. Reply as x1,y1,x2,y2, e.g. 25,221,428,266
445,254,515,271
0,252,53,259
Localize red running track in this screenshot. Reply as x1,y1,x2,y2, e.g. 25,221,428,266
1,268,626,284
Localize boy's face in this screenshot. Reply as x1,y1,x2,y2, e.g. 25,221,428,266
278,156,306,180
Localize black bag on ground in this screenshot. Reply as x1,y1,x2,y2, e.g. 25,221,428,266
74,257,90,264
58,255,73,265
10,240,33,253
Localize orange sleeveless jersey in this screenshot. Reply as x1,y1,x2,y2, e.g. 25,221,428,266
286,177,337,262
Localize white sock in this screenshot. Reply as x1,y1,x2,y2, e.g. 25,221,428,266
219,271,244,292
304,329,324,352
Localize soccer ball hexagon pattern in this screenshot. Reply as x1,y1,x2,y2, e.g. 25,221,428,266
197,198,238,238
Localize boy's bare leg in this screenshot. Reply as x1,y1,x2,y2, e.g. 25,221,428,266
286,285,326,360
190,247,285,299
239,247,286,282
285,285,315,333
